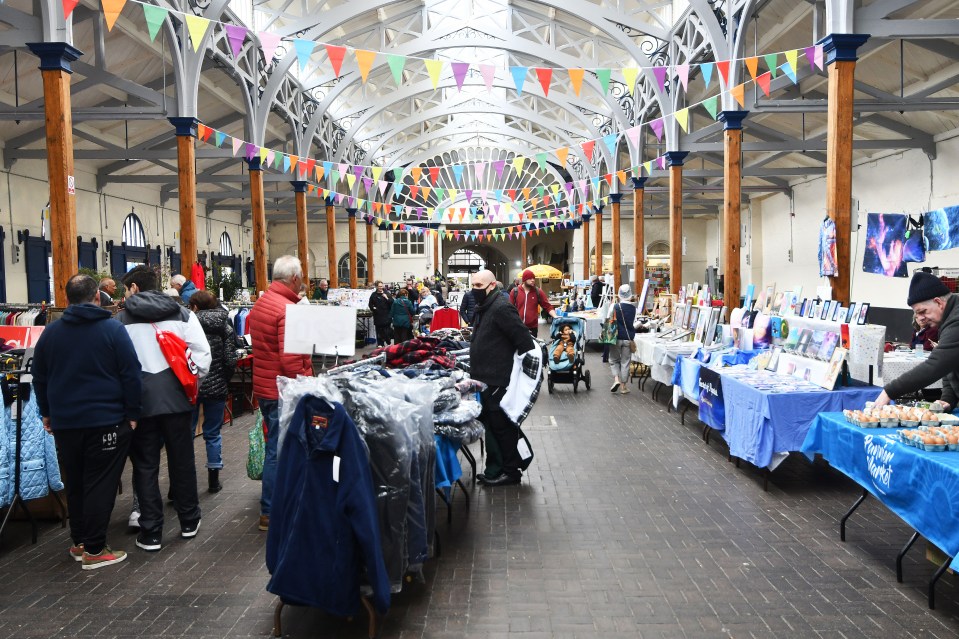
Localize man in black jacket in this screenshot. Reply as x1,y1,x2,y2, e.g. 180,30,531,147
33,274,142,570
875,271,958,407
459,288,478,326
469,269,535,486
368,280,394,346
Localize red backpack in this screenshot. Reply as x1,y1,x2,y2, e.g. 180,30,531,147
152,323,200,404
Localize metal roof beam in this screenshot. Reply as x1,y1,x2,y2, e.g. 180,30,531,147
856,19,959,40
750,98,959,113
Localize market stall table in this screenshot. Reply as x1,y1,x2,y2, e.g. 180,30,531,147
718,368,880,482
567,310,603,342
881,352,943,390
802,412,959,608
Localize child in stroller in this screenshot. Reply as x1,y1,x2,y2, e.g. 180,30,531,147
552,324,575,364
546,316,591,393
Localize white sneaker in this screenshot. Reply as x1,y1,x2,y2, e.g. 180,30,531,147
128,510,140,530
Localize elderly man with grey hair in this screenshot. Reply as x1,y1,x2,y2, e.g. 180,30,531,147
246,255,313,531
169,273,198,305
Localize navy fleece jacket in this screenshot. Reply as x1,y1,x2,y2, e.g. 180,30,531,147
32,303,142,430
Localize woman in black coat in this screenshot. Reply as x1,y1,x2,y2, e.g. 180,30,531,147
189,290,238,493
368,281,394,346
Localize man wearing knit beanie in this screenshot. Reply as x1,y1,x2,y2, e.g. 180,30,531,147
874,270,956,407
509,269,558,337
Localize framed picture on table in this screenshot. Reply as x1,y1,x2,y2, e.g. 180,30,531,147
820,301,832,320
703,308,721,347
832,303,844,322
772,292,785,315
672,304,685,327
857,303,871,325
687,305,701,331
681,303,693,329
845,303,858,324
637,279,651,316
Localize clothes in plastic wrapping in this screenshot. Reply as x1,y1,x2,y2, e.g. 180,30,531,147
336,381,414,592
276,375,344,462
434,419,485,445
368,374,436,575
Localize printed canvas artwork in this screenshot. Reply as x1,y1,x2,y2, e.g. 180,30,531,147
924,205,959,251
863,213,909,278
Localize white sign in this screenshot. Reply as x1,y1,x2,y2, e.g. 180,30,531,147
447,291,463,307
284,304,356,357
67,175,75,195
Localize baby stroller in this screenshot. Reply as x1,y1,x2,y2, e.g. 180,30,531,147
547,316,591,393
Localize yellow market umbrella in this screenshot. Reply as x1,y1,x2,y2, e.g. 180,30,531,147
518,264,563,279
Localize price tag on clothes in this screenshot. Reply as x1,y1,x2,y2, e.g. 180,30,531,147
333,456,340,483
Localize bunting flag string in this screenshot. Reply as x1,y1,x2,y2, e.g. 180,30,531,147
103,0,823,99
189,34,818,181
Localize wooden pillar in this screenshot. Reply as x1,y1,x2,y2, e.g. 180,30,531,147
520,234,528,269
665,152,688,295
581,213,591,279
719,111,748,313
610,194,622,287
631,177,647,287
27,43,82,307
822,34,869,305
247,158,268,295
291,180,309,280
365,217,375,285
325,199,338,287
594,204,604,277
168,117,199,282
347,208,358,289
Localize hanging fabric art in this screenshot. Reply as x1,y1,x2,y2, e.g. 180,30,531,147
903,218,927,263
862,213,908,278
818,217,837,277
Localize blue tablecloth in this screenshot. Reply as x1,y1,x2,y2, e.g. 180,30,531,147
434,435,463,489
802,413,959,569
721,376,880,469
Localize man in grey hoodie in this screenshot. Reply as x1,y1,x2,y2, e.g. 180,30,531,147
119,266,211,553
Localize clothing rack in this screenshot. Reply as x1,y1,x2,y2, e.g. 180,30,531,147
0,355,65,546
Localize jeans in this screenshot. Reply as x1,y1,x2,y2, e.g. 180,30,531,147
609,339,632,383
258,398,280,516
191,399,226,470
374,323,391,347
130,412,201,533
54,423,133,555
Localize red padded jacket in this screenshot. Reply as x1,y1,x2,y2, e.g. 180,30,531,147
248,281,312,400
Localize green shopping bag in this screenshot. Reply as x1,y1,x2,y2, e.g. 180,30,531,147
247,408,265,480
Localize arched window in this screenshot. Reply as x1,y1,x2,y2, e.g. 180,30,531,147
219,231,233,256
122,213,146,247
337,253,367,284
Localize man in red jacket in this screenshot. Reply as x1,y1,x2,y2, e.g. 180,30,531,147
510,268,557,337
247,255,313,531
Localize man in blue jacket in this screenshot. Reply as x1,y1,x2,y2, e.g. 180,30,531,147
33,274,142,570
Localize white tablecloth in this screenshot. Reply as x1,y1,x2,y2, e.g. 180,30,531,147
880,352,943,389
568,311,603,341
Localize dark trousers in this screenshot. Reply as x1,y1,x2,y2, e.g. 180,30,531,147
374,322,391,347
130,412,201,533
480,386,521,479
54,423,133,555
393,326,413,344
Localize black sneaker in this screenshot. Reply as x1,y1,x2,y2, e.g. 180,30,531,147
180,519,201,539
136,530,162,552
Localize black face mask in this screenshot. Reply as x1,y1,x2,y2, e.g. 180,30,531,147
473,285,490,305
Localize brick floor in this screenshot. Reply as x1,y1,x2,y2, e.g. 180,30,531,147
2,345,959,637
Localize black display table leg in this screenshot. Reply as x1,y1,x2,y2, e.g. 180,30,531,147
896,531,921,583
840,488,868,542
929,555,952,609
